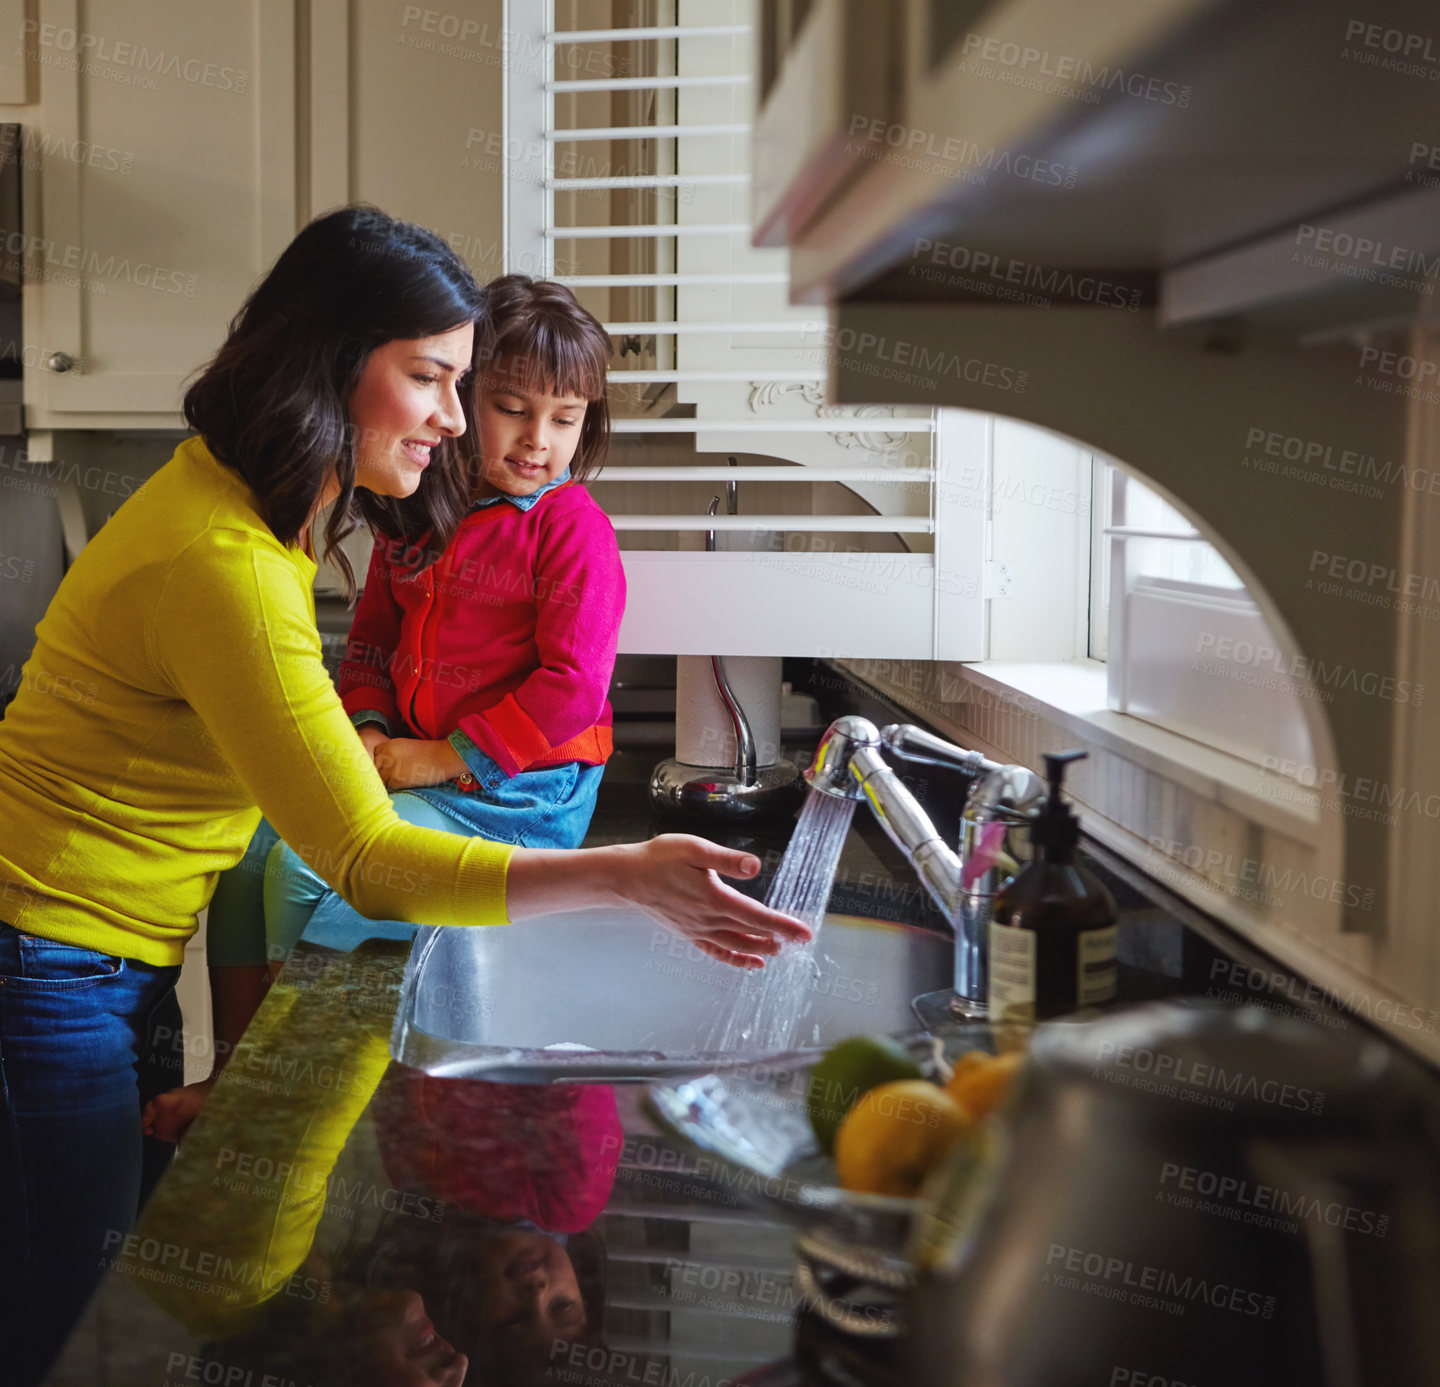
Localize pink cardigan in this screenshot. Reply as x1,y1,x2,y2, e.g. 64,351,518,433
338,482,625,777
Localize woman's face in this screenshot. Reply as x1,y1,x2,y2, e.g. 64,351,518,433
474,367,589,500
356,1289,468,1386
349,324,474,498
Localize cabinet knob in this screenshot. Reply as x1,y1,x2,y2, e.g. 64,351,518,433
46,352,76,374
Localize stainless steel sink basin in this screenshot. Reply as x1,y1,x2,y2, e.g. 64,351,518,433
389,909,951,1082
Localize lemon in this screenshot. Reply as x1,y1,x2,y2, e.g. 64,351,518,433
944,1049,1026,1121
834,1079,970,1198
805,1035,925,1156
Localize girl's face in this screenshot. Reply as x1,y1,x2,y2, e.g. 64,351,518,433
474,367,589,500
475,1230,586,1349
349,325,474,498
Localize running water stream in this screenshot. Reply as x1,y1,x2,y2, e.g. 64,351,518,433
705,789,858,1054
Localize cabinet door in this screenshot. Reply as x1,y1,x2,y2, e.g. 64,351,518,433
24,0,296,426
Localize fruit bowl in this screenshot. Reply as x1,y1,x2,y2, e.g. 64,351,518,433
643,1025,1011,1337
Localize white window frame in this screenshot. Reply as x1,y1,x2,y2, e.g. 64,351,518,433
1096,460,1310,769
1087,453,1111,661
974,434,1311,770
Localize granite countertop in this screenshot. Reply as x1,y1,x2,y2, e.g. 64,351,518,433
41,674,1392,1386
46,839,1359,1384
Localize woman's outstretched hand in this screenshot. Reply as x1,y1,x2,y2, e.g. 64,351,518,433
617,836,813,969
505,834,812,970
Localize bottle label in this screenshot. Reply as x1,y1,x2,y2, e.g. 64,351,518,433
1078,924,1119,1007
988,922,1036,1023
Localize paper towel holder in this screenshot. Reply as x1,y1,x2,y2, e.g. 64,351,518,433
647,653,807,820
648,484,805,821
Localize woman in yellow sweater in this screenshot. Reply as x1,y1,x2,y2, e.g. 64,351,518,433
0,205,808,1387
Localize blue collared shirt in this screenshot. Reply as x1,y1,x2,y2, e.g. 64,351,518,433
468,467,572,514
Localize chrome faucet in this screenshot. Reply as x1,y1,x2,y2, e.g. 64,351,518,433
806,715,1046,1015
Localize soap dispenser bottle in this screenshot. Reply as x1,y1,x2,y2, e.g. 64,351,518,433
987,750,1117,1022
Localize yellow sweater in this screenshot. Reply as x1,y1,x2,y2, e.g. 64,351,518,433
133,961,398,1339
0,436,512,966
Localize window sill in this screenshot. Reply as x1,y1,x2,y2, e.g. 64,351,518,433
944,661,1320,845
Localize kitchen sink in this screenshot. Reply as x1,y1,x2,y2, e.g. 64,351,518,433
389,909,951,1082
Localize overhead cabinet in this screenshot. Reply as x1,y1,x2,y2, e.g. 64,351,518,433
23,0,297,428
16,0,506,430
758,0,1440,335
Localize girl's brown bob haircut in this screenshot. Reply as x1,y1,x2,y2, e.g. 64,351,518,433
471,275,612,485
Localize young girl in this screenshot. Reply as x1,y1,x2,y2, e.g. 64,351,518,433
272,274,627,948
146,276,632,1132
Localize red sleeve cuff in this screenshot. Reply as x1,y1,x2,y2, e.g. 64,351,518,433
341,685,399,725
484,693,553,771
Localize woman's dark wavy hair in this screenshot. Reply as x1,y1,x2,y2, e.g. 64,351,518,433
471,275,612,486
183,204,486,600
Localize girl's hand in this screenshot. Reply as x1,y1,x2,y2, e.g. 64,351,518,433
142,1076,218,1144
507,835,813,969
356,724,391,767
376,736,469,790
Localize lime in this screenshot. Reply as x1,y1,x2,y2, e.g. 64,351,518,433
805,1034,925,1155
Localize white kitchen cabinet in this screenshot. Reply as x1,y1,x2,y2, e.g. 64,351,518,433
0,0,25,102
315,1,504,280
750,0,897,251
23,0,297,428
17,0,507,430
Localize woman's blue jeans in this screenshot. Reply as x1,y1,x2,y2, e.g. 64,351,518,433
0,923,182,1386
